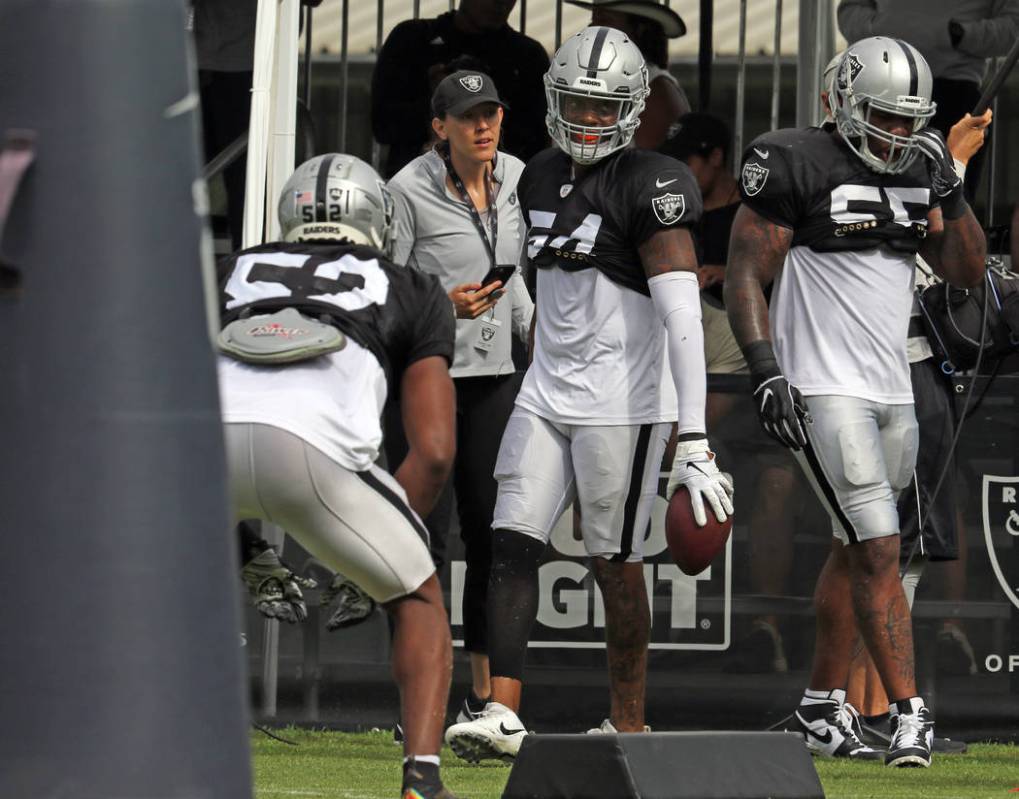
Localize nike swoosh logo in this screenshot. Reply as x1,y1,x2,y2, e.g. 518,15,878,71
753,147,769,159
759,387,773,414
805,727,833,744
499,722,526,736
686,461,708,477
795,713,834,745
655,177,677,188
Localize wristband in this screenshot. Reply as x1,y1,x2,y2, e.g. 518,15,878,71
743,339,781,380
940,187,968,221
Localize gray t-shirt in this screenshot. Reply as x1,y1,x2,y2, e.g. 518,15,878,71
388,149,533,378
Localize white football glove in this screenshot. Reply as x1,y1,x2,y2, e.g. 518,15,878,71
667,438,735,527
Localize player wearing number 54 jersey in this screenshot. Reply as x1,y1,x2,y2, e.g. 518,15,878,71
725,38,986,769
445,26,733,764
218,154,462,799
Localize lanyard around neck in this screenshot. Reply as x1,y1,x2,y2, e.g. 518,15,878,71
442,147,497,269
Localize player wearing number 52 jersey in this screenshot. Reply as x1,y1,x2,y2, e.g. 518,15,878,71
725,38,986,769
445,26,733,764
217,154,462,799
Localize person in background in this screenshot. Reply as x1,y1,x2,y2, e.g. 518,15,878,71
567,0,691,149
837,0,1019,201
191,0,257,250
371,0,549,178
387,70,533,727
217,153,459,799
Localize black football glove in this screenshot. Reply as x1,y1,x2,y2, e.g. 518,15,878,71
744,340,811,450
914,127,966,218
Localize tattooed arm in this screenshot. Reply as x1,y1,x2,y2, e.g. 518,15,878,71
918,206,986,289
638,226,700,278
723,204,792,349
724,205,809,450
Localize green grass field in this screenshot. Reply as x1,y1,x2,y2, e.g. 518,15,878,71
252,729,1019,799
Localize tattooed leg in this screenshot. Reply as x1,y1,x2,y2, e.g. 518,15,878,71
591,558,650,731
846,535,917,702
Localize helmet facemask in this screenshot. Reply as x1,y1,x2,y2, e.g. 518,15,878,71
545,77,646,164
835,95,934,174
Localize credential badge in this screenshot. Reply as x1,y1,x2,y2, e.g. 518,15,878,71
652,192,686,225
460,74,484,93
741,161,770,196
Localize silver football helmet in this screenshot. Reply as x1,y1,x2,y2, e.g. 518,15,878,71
831,37,936,174
544,26,649,164
277,153,394,255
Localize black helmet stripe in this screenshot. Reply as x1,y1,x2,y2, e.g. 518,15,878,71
586,26,610,78
894,38,918,96
315,153,336,222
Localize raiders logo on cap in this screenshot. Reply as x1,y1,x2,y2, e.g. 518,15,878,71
459,74,484,92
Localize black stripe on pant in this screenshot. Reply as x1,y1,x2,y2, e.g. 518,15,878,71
612,423,654,562
801,440,862,545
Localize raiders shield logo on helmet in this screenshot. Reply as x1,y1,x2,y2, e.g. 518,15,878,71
460,74,484,92
838,53,864,91
652,192,686,225
983,474,1019,611
741,161,770,196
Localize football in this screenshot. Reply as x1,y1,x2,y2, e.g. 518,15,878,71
665,485,734,576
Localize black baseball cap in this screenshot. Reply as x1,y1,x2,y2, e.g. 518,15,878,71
431,70,509,118
664,112,732,161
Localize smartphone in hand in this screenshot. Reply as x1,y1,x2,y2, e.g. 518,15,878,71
481,264,516,287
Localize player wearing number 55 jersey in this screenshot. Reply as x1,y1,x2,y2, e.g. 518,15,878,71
217,154,461,799
445,26,733,763
725,38,986,769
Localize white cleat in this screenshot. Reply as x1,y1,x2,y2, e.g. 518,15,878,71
444,701,527,763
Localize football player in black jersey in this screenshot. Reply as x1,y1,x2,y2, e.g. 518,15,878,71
725,37,986,769
445,26,733,763
217,154,459,799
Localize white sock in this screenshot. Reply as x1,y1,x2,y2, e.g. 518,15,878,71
801,688,843,706
404,754,440,767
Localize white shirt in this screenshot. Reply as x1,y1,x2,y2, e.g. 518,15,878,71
771,245,915,404
218,340,387,472
515,266,677,424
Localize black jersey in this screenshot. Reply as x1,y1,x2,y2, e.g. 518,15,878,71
738,127,935,255
218,241,454,388
517,147,702,296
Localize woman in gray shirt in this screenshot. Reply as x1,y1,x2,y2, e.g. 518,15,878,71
387,69,533,725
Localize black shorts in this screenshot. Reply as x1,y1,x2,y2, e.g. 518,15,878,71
898,358,959,563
